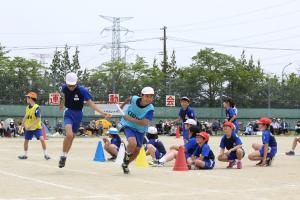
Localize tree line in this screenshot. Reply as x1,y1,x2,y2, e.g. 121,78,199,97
0,44,299,108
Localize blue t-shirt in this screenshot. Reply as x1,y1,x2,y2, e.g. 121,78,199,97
184,137,198,158
262,130,277,147
226,107,238,128
193,143,215,160
147,139,166,155
220,132,242,150
61,84,92,110
35,107,41,117
111,137,121,148
179,106,196,122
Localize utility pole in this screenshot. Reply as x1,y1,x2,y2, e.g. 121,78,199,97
161,26,168,98
161,26,168,74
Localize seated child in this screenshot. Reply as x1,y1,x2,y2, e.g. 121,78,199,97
103,127,121,161
145,126,167,165
187,132,215,170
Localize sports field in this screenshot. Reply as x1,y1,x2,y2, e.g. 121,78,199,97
0,136,299,200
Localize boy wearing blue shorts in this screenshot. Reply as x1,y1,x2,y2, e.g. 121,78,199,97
59,72,111,168
172,97,196,144
187,132,215,170
18,92,50,160
218,121,244,169
248,117,277,166
119,87,155,174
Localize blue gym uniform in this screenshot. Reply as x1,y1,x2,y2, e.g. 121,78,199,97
147,139,166,159
193,143,215,169
259,130,277,158
111,137,121,149
24,107,43,140
184,137,198,159
61,84,92,133
220,132,244,160
179,106,196,141
226,107,239,134
120,96,154,148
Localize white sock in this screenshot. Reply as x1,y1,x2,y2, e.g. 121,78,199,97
24,151,28,156
159,157,166,163
62,152,67,157
43,150,48,156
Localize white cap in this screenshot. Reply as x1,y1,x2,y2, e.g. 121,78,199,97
141,87,154,95
147,126,158,134
108,127,119,135
184,119,197,125
66,72,78,85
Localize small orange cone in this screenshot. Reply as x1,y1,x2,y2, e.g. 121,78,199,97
173,146,188,171
176,126,181,139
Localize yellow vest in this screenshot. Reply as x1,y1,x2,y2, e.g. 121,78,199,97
24,104,42,130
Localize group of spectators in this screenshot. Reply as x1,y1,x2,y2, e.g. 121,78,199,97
244,118,291,135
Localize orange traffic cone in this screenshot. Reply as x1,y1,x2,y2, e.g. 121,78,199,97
176,126,181,139
173,146,188,171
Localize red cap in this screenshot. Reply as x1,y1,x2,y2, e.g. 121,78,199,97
223,121,235,129
256,117,272,125
197,132,210,142
25,91,38,99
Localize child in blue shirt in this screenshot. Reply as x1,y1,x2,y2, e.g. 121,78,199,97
218,121,244,169
172,97,196,144
145,126,166,166
119,87,155,174
103,127,121,161
157,125,200,166
248,117,277,166
223,98,239,134
187,132,215,170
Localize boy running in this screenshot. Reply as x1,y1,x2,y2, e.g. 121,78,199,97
59,72,111,168
119,87,155,174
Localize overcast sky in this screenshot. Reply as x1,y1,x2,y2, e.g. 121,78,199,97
1,0,300,76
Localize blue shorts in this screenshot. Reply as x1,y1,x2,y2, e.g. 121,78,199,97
259,146,277,158
124,126,145,148
64,109,83,133
155,150,165,160
25,129,43,140
203,159,215,169
228,149,245,161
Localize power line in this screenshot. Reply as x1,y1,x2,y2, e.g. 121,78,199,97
219,25,300,43
168,36,300,51
168,9,300,33
6,37,160,51
167,0,297,29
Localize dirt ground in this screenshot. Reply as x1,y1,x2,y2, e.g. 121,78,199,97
0,135,300,200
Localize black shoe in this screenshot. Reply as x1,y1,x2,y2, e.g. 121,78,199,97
122,152,131,174
107,156,116,162
44,155,51,160
58,156,66,168
266,157,274,166
256,160,262,166
18,155,28,160
286,151,295,156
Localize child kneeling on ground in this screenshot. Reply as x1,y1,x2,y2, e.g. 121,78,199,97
103,127,121,161
248,118,277,166
187,132,215,170
145,126,167,166
218,121,244,169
